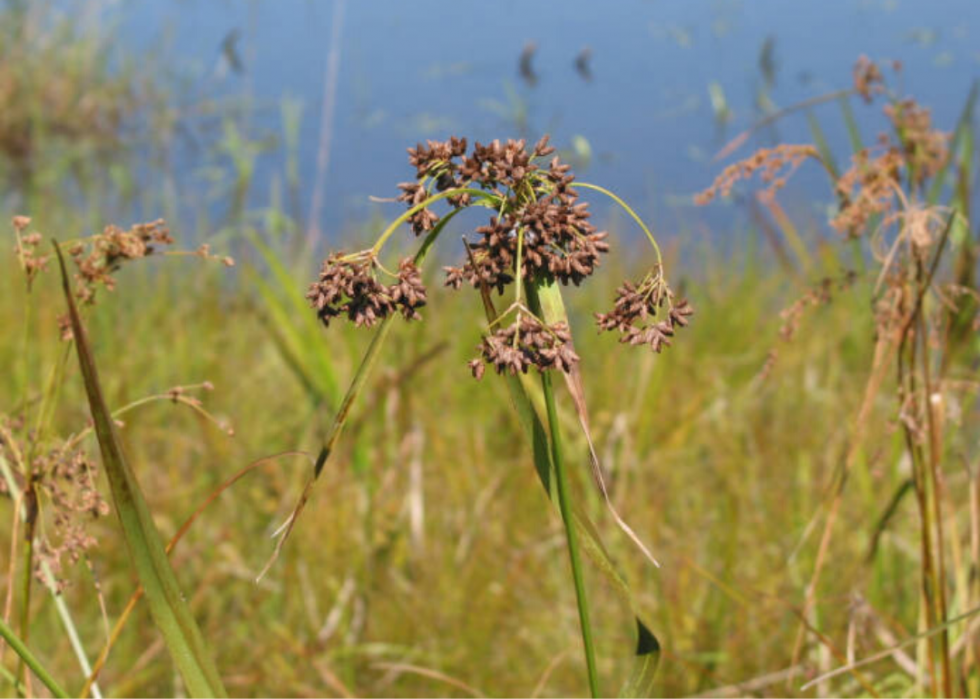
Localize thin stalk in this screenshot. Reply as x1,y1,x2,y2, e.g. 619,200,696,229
0,615,69,699
16,483,36,697
916,262,952,697
540,370,599,698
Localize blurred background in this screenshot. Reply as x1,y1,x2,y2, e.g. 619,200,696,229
7,0,980,243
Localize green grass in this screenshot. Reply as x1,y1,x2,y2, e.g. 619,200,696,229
1,226,926,696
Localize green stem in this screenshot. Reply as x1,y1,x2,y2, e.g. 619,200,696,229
16,485,36,696
540,370,599,698
370,187,497,255
0,615,69,699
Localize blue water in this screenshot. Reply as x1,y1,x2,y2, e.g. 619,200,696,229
118,0,980,245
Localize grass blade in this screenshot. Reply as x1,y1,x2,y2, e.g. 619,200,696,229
52,242,227,698
806,110,840,181
259,208,462,577
927,79,978,205
0,615,69,698
533,277,661,569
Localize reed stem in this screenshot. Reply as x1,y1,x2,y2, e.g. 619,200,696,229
540,370,599,697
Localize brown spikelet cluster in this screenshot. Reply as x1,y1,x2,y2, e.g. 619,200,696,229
395,135,611,292
12,216,49,287
313,133,689,379
469,317,579,380
68,219,174,304
31,445,110,591
832,147,904,235
596,272,693,353
1,420,110,592
883,99,949,185
699,58,952,243
853,55,885,103
694,145,820,205
307,253,427,328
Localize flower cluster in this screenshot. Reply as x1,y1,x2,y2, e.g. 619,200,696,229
307,253,427,328
694,144,820,205
394,135,611,294
832,147,904,235
69,219,174,304
31,444,110,590
699,57,951,243
12,216,48,287
596,273,693,353
311,134,690,380
468,316,579,380
853,55,885,103
884,99,949,186
1,419,110,591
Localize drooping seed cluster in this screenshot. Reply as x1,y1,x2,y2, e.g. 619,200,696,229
596,276,694,353
778,270,859,342
698,57,951,242
693,144,820,206
1,419,110,592
31,444,110,591
468,317,579,380
11,216,233,322
307,253,427,328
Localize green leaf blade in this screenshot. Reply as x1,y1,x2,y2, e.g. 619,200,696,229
53,243,227,698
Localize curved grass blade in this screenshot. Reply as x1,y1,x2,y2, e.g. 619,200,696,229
258,208,462,578
0,615,69,698
52,242,227,698
618,621,661,698
81,451,312,697
926,79,978,205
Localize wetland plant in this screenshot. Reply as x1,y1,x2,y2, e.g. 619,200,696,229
698,56,980,697
285,135,692,696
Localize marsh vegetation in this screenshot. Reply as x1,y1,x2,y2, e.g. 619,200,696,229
3,3,980,698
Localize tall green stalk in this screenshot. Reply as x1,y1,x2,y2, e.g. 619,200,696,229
541,370,599,697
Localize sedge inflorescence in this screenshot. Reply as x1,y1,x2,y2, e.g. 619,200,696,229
308,135,692,379
697,57,950,241
11,216,235,342
307,253,427,328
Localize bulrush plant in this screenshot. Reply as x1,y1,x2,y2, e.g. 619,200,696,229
698,57,980,696
269,135,691,696
3,216,234,697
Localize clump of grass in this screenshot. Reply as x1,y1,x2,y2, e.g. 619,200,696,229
699,55,980,697
3,214,234,696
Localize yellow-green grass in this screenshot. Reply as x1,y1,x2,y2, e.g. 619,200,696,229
2,223,932,696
